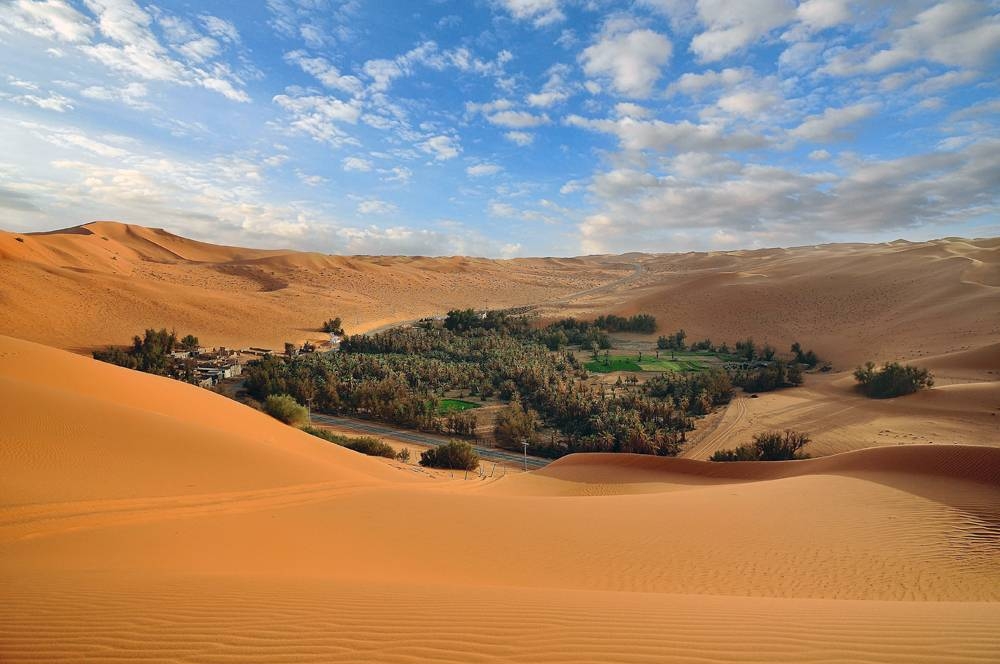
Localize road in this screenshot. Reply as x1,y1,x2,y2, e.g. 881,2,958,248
309,413,552,469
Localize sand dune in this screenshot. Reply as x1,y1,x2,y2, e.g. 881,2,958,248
3,336,999,662
0,221,625,352
540,237,999,369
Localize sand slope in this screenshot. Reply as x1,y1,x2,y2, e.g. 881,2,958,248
543,237,1000,368
0,221,625,351
3,336,999,662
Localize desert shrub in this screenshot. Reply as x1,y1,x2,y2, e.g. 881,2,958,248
711,430,810,462
342,436,396,458
264,394,309,426
322,317,344,335
300,425,395,458
853,361,933,398
396,448,411,463
732,361,800,392
419,440,479,470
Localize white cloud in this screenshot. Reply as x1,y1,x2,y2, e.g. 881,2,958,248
526,63,572,107
499,0,565,27
285,50,363,96
357,198,398,215
380,166,413,183
809,149,831,160
566,114,767,153
199,14,240,43
466,163,502,177
5,90,74,112
80,81,149,108
343,156,373,172
273,91,362,146
580,21,672,98
421,134,460,160
487,110,550,128
617,104,656,123
297,170,326,186
716,90,779,117
790,102,879,141
504,130,534,146
668,67,750,97
466,98,515,115
796,0,852,30
0,0,95,43
690,0,796,62
578,137,1000,253
824,1,1000,75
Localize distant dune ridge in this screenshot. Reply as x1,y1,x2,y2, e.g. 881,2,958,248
0,221,625,352
1,222,997,367
2,223,1000,662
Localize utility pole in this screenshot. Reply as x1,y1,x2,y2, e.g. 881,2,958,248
521,439,528,472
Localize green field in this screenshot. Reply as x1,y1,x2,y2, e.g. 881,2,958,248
584,356,642,373
436,398,481,414
585,354,709,374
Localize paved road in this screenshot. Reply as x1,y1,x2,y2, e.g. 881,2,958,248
309,413,552,469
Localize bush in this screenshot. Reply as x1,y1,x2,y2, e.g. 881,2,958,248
300,425,396,458
264,394,309,426
711,430,810,462
419,440,479,470
396,448,411,463
853,361,933,398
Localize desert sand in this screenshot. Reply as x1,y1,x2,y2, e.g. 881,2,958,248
0,221,628,352
2,334,1000,663
3,224,1000,661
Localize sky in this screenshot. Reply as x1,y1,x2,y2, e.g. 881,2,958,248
0,0,998,257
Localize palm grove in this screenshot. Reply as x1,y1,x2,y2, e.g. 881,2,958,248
242,310,746,459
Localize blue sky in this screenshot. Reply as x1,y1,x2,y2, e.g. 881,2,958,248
0,0,998,256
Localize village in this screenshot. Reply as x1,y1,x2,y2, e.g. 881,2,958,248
170,332,343,388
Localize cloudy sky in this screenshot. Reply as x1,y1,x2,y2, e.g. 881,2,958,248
1,0,998,256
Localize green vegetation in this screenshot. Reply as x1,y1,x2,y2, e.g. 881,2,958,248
657,329,687,351
710,430,811,462
493,397,536,450
300,425,396,458
264,394,310,426
321,317,344,335
853,362,933,398
436,398,480,413
419,440,480,470
791,342,820,368
93,328,200,383
243,310,734,458
584,355,643,373
395,448,411,463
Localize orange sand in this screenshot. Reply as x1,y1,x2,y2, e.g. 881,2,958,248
2,334,999,662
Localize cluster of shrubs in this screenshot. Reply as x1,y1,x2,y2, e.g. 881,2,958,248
853,362,933,398
731,361,803,393
710,430,811,462
300,425,401,459
418,440,480,470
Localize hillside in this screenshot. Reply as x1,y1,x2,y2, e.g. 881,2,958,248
0,221,625,351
